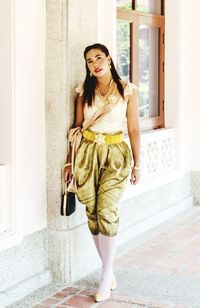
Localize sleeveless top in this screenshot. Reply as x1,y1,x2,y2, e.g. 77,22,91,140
75,81,138,133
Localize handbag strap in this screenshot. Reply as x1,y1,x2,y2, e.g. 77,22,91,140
63,180,70,194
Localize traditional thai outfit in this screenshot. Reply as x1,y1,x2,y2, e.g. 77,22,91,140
72,81,137,236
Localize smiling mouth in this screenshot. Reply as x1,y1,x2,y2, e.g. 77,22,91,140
94,68,102,73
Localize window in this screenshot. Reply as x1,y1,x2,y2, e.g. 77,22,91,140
117,0,165,130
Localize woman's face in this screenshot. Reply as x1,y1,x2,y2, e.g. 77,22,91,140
85,49,111,78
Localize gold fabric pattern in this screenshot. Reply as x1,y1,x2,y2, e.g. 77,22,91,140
74,137,132,236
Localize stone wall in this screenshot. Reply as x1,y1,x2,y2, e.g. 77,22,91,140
46,0,98,284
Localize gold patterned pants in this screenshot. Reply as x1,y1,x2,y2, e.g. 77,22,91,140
74,137,132,236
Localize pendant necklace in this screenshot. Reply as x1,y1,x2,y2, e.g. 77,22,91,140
97,79,113,100
96,79,118,109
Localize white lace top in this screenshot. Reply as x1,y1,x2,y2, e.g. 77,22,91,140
75,81,138,133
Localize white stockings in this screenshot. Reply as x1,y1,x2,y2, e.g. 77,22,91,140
92,233,117,297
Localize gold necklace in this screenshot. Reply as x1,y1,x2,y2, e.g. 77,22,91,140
97,79,113,98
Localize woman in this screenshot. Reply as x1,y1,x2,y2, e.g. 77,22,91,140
64,43,140,302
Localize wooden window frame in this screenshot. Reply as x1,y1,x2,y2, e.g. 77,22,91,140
117,1,165,130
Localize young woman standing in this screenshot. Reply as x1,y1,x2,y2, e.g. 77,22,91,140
64,43,140,302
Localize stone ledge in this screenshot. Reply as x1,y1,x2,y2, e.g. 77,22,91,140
0,269,52,307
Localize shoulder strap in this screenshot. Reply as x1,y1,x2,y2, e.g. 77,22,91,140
81,96,119,132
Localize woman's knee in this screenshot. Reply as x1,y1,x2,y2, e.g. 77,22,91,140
86,206,99,235
97,207,119,236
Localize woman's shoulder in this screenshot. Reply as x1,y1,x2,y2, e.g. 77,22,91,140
75,82,84,96
120,80,138,96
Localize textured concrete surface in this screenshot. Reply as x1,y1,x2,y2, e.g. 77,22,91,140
0,229,48,292
45,0,98,284
0,229,51,307
9,206,200,307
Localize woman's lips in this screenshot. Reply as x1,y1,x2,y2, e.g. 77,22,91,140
94,68,102,73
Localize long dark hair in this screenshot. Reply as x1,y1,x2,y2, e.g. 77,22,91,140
82,43,124,106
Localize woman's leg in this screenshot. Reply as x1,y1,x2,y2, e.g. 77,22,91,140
95,233,117,300
94,192,119,302
92,234,102,261
92,234,117,274
95,142,131,301
85,207,103,263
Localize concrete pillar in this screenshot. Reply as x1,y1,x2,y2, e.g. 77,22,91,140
46,0,99,283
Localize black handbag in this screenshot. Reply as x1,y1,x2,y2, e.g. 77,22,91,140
60,182,76,216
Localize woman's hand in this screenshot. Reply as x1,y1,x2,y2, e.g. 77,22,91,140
64,165,73,182
127,89,141,186
130,168,140,185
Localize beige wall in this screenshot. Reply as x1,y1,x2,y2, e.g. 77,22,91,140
188,1,200,170
165,0,200,173
0,0,46,250
0,0,13,236
0,0,12,164
14,0,46,236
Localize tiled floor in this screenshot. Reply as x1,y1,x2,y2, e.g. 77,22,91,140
19,207,200,307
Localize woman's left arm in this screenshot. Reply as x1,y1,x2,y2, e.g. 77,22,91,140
126,89,141,185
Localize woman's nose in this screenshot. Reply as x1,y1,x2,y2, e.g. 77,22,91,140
93,61,98,67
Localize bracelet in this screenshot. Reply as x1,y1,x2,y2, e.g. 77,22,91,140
132,166,141,170
64,162,72,168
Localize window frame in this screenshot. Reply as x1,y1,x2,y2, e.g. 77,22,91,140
117,1,165,130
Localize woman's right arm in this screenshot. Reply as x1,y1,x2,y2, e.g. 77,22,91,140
64,95,84,181
74,95,84,127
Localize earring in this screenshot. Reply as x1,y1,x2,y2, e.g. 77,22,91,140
90,72,93,77
109,64,111,69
